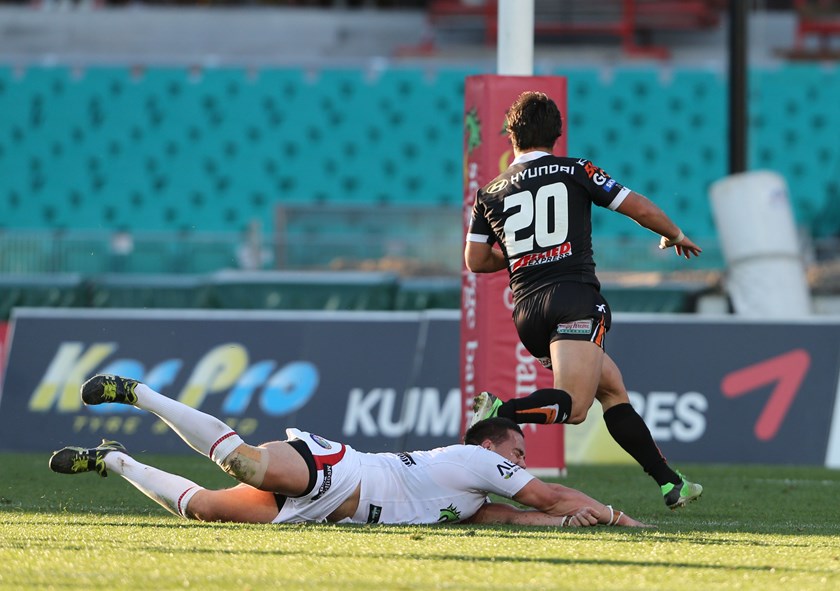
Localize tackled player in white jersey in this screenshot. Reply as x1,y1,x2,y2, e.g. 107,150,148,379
49,374,647,528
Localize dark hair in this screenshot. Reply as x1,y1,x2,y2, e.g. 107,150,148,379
464,417,523,446
505,91,563,152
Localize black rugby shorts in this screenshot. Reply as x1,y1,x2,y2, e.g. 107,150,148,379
512,282,611,361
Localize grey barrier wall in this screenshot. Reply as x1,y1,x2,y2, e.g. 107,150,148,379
1,308,839,467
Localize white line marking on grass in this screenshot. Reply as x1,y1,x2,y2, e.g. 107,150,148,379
753,478,840,486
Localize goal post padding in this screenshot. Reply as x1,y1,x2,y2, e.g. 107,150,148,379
460,75,567,475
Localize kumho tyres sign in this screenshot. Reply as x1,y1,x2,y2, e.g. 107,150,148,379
2,308,840,467
0,308,462,454
606,314,840,467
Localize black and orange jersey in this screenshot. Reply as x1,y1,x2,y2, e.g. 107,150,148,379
467,151,631,304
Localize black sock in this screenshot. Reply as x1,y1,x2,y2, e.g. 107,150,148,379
603,403,680,487
497,388,572,425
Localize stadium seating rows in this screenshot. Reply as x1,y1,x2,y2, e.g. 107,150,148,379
0,63,837,244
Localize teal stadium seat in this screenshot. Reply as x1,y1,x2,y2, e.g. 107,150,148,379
61,68,156,232
128,68,197,231
660,69,726,238
187,68,262,230
560,69,607,161
561,69,616,237
297,69,368,205
0,67,30,229
426,68,475,206
1,67,73,228
609,69,671,223
251,68,308,206
0,63,837,275
199,68,273,222
366,68,430,204
751,66,839,236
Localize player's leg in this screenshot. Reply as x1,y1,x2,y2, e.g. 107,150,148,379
470,283,604,427
186,484,281,523
471,377,579,427
81,374,242,465
79,374,309,495
547,338,604,424
49,440,279,522
597,355,703,509
473,340,602,426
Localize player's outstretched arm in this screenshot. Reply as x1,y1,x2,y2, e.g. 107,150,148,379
463,501,600,527
616,191,702,260
509,479,649,527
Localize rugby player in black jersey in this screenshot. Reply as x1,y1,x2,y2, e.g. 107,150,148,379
465,91,703,510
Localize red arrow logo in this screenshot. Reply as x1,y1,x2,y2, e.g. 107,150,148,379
720,349,811,441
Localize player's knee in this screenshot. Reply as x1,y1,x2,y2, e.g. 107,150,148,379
184,490,236,523
566,412,587,425
183,491,215,522
217,444,270,489
567,398,593,424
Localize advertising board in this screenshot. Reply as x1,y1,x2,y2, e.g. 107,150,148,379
3,308,839,468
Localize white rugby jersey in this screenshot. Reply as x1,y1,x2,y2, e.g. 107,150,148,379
348,444,535,524
272,430,534,525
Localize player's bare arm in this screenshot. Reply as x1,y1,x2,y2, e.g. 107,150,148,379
465,241,508,273
511,478,649,527
616,191,702,259
462,501,600,527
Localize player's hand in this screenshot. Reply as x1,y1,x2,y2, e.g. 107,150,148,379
565,507,599,527
659,233,702,259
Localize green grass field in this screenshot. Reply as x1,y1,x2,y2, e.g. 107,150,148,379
2,452,840,590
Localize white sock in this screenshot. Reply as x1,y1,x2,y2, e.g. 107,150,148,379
105,452,202,518
133,383,243,464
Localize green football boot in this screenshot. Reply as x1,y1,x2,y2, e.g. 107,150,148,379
469,391,504,428
662,472,703,509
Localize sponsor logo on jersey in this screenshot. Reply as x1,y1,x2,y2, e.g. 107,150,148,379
367,504,383,524
510,242,572,272
556,319,593,335
311,464,333,501
310,434,332,449
496,460,522,479
510,164,574,184
438,504,462,522
486,178,509,193
583,161,601,178
583,161,613,186
397,452,417,467
604,178,616,191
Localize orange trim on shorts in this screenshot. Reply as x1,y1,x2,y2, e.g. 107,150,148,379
592,315,606,349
